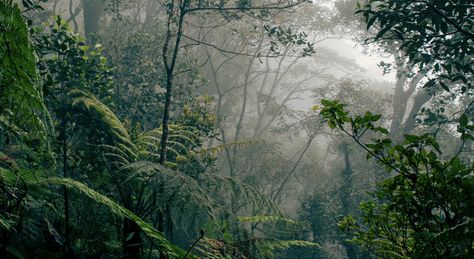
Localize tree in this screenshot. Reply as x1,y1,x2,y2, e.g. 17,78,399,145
321,100,474,257
317,0,474,257
83,0,106,42
299,79,392,258
2,1,322,257
359,0,474,94
156,0,310,165
334,0,468,140
0,4,186,257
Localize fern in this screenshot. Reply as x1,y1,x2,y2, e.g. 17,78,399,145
208,175,280,214
67,90,217,233
119,161,217,228
69,90,138,161
262,239,320,250
237,215,296,225
0,0,50,145
0,163,190,258
256,238,320,257
137,124,204,162
198,140,262,157
46,177,189,258
65,88,286,256
195,237,319,258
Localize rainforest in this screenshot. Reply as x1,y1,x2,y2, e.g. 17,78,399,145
1,0,473,258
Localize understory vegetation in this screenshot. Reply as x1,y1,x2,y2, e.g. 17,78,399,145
0,0,473,258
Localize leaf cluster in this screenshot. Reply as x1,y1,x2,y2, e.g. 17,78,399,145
358,0,474,94
321,100,474,258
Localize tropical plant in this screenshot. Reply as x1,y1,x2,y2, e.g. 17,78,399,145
321,99,474,257
0,0,50,148
358,0,474,94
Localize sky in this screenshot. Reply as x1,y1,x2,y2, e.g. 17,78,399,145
287,37,397,111
320,38,396,83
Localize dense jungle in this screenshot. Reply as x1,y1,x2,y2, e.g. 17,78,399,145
0,0,473,258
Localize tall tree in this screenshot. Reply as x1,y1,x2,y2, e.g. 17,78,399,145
157,0,309,165
319,0,474,257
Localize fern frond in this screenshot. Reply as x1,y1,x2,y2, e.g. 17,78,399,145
261,239,320,250
237,215,296,225
69,90,138,160
137,124,205,161
166,140,189,154
0,167,47,187
46,177,189,258
208,176,280,214
193,238,229,259
198,140,262,157
0,1,50,145
118,161,217,224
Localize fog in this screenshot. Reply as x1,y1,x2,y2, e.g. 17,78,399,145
3,0,472,258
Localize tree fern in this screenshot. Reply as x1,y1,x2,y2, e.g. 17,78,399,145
208,175,280,214
0,163,191,258
47,177,190,258
137,124,204,162
65,87,287,256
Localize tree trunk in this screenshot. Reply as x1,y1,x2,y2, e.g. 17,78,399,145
82,0,104,42
123,219,142,259
340,144,357,259
159,0,187,164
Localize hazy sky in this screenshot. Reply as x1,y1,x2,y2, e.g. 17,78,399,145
287,37,396,111
321,39,396,83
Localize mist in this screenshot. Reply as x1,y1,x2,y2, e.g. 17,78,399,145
2,0,473,258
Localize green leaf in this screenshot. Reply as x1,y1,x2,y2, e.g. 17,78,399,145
439,82,450,92
459,114,469,127
376,127,389,134
321,99,331,106
404,134,419,143
367,15,377,29
423,79,436,88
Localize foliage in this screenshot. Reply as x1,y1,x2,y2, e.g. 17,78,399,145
264,25,315,57
0,162,189,257
0,0,50,147
358,0,474,94
321,99,474,257
0,3,190,257
197,215,319,258
101,28,167,129
2,0,444,257
47,177,189,258
64,65,285,256
33,16,114,105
